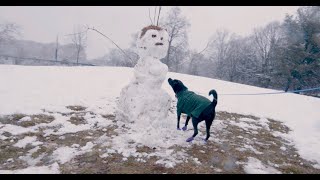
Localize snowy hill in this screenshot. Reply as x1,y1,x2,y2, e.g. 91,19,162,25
0,65,320,174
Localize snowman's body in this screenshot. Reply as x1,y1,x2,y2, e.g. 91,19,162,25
117,26,171,125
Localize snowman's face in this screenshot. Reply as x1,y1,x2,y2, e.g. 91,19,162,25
137,29,169,59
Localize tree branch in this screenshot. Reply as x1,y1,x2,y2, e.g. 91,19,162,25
87,26,134,63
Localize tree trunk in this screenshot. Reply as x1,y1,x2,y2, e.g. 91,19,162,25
166,39,173,68
76,47,80,65
284,77,292,92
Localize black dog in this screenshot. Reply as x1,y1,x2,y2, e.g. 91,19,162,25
168,78,218,142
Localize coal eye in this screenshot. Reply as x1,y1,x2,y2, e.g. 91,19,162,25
152,34,156,38
161,37,163,40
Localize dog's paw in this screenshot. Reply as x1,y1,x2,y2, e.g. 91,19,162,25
182,126,187,131
186,137,194,142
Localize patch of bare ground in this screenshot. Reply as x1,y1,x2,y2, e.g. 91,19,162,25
1,107,320,174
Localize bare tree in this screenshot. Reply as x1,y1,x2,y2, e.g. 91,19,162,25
106,48,138,67
0,22,20,43
252,21,281,75
71,25,87,65
206,29,235,79
160,7,190,71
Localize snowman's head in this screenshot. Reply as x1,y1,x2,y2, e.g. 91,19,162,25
136,25,169,59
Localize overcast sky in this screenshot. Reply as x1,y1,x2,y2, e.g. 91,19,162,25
0,6,300,59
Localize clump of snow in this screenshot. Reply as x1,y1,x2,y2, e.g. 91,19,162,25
0,135,8,140
100,153,109,158
0,124,37,135
272,131,293,145
28,146,41,154
35,113,112,137
19,116,32,122
280,146,287,151
155,159,175,168
258,118,270,130
153,150,189,169
244,144,263,155
71,144,80,148
193,158,201,164
0,162,60,174
51,146,80,164
94,133,109,145
243,157,281,174
85,113,112,127
108,149,117,154
229,121,261,131
51,142,95,164
267,161,280,168
313,164,320,169
213,168,223,172
80,142,94,151
239,118,256,123
38,113,90,136
6,158,14,163
13,136,43,148
17,146,44,166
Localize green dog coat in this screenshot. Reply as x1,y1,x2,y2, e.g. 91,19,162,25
176,90,211,118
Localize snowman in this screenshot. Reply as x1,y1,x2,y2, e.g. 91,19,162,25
116,25,171,127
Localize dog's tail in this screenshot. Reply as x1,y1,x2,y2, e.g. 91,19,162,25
209,89,218,104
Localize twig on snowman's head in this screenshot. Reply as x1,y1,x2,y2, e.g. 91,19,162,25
156,6,162,26
149,8,154,25
154,7,157,26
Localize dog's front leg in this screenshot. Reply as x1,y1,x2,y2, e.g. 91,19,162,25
177,115,181,130
182,116,190,131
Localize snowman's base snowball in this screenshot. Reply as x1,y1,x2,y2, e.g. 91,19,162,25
116,82,171,124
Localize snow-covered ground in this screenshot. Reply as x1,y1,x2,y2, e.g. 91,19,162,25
0,65,320,173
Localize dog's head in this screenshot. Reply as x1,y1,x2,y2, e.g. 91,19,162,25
168,78,188,95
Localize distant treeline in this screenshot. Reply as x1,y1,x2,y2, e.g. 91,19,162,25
99,6,320,97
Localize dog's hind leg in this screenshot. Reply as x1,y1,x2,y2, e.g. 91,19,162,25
186,117,199,142
182,116,191,131
204,120,213,141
